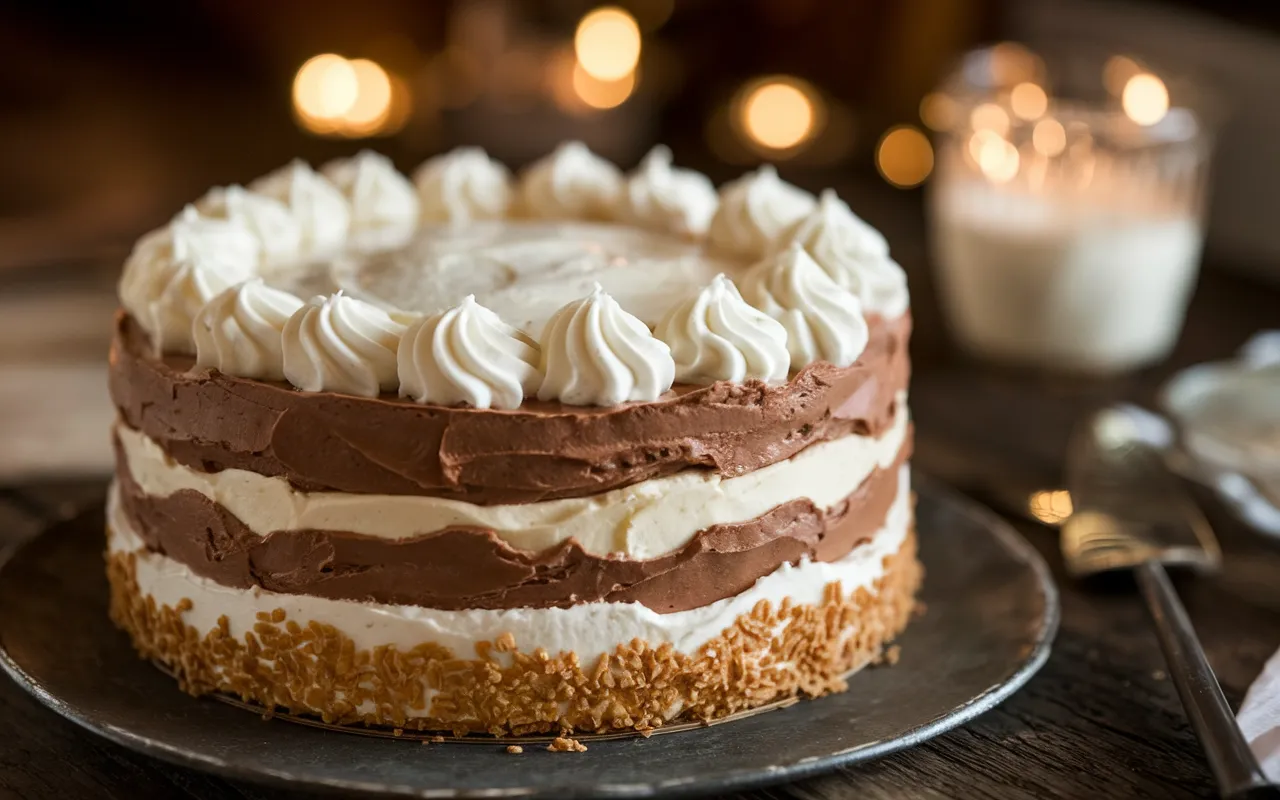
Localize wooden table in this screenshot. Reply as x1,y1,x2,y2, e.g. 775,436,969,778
2,186,1279,799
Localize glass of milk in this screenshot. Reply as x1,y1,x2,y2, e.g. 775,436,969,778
926,44,1214,374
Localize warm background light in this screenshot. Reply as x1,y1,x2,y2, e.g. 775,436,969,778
1032,117,1066,156
742,79,815,150
294,54,358,124
574,7,642,81
876,125,933,188
573,63,636,109
974,133,1019,183
1122,73,1169,126
970,102,1009,136
1029,490,1074,525
1010,82,1047,121
919,92,958,132
344,59,393,130
1103,55,1143,97
988,41,1041,86
293,54,406,138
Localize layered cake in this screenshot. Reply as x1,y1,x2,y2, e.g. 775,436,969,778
106,143,917,736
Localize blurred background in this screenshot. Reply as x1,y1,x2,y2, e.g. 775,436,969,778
2,0,1279,492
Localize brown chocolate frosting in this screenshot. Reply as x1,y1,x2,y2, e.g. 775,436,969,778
115,434,910,613
108,312,910,504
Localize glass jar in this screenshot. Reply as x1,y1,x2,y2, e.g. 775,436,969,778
925,43,1215,374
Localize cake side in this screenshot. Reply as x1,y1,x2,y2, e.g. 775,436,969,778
108,310,910,502
107,473,919,736
105,142,919,737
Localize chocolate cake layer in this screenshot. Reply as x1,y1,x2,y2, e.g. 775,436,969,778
115,434,910,613
108,312,910,504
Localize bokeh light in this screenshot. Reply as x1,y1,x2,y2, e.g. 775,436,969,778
294,54,358,124
919,92,958,131
876,125,934,188
970,103,1010,136
742,79,816,150
546,44,636,114
1104,55,1143,97
1010,82,1047,121
973,133,1019,183
1029,490,1074,525
293,54,406,138
1122,73,1169,126
344,59,393,129
988,41,1041,86
573,63,636,109
575,7,642,81
1032,117,1066,157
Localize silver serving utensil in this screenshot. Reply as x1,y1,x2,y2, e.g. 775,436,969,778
1063,406,1278,799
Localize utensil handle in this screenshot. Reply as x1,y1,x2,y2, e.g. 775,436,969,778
1136,560,1278,798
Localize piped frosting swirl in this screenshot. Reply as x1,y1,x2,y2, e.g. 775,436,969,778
538,284,675,406
738,243,870,370
774,189,908,317
193,279,305,381
518,141,623,221
282,292,408,397
322,151,419,238
414,147,513,223
618,146,719,238
398,295,542,409
118,206,260,355
249,160,351,254
707,165,816,260
656,274,789,385
196,185,302,263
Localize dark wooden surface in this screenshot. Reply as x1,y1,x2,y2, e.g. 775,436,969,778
2,184,1280,800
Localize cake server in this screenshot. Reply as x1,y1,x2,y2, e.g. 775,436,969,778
1062,406,1278,798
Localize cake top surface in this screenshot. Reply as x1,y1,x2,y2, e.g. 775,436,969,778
115,143,909,408
312,221,743,335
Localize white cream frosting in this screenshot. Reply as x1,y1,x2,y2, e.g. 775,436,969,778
398,295,542,410
192,279,305,381
618,146,718,238
118,207,260,354
115,393,908,559
325,221,745,336
196,185,303,263
739,243,870,370
537,284,675,406
707,165,816,260
517,141,623,221
282,292,408,396
321,150,419,237
774,189,909,318
249,160,352,254
108,463,910,664
413,147,512,223
655,274,789,385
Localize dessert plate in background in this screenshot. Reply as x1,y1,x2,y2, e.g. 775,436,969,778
0,475,1058,799
1161,331,1280,535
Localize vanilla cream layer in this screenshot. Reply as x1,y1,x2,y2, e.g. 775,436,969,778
109,466,911,664
117,392,908,559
